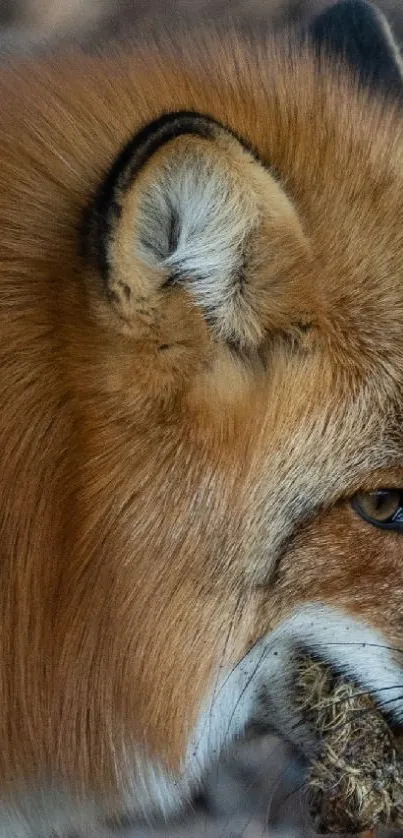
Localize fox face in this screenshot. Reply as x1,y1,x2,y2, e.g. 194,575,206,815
0,1,403,835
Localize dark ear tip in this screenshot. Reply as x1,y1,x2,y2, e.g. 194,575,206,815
317,0,375,12
309,0,403,96
310,0,384,36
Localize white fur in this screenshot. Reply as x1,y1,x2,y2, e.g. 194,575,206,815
186,603,403,771
138,149,263,346
1,604,402,836
127,604,403,824
251,604,403,750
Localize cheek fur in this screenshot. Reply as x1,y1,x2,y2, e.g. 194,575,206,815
274,503,403,635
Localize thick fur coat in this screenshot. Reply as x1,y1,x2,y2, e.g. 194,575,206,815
0,1,403,835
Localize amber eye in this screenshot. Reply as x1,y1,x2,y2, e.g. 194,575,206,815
352,490,403,529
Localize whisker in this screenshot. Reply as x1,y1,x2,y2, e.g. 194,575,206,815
276,780,307,811
376,691,403,710
214,629,267,703
207,596,243,758
263,754,303,829
301,683,403,704
219,639,274,759
357,683,403,693
174,635,403,799
326,689,403,718
215,740,299,838
288,691,403,745
309,640,403,656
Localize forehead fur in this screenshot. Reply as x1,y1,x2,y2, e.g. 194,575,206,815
2,33,403,359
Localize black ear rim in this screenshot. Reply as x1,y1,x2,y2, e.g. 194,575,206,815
83,112,217,287
81,110,261,289
308,0,403,97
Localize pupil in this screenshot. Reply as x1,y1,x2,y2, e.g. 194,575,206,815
371,490,400,521
352,490,402,527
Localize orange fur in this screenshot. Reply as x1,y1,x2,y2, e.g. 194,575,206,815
0,22,403,829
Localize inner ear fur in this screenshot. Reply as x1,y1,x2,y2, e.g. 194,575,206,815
86,112,311,353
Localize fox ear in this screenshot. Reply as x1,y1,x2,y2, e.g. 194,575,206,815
86,112,309,352
310,0,403,95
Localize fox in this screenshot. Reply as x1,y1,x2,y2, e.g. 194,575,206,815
0,0,403,834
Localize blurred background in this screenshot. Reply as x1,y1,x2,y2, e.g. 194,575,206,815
1,0,403,43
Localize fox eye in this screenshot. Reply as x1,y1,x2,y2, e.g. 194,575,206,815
352,490,403,530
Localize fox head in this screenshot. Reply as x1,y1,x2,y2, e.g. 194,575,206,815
0,1,403,833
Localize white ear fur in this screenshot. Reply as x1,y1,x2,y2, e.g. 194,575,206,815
91,114,308,350
136,139,260,344
131,127,308,350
